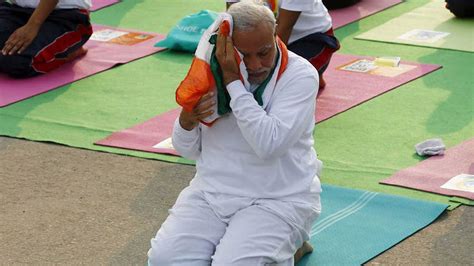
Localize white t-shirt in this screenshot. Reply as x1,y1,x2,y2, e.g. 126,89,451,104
9,0,92,9
172,51,322,201
227,0,332,44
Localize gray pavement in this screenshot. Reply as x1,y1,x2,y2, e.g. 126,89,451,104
1,136,472,265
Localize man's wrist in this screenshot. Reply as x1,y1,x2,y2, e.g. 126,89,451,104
224,74,240,86
179,119,197,131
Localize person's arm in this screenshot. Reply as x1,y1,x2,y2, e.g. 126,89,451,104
2,0,59,55
172,92,216,160
276,8,300,45
226,72,317,160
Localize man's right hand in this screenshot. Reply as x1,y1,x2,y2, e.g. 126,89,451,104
179,91,216,131
2,24,40,55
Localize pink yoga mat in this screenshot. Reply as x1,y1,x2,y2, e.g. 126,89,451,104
330,0,402,29
91,0,120,11
316,54,440,122
381,138,474,200
97,108,181,156
95,53,441,157
0,25,165,107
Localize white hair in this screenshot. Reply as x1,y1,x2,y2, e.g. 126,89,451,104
227,0,276,32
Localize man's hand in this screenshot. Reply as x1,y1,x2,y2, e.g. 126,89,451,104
215,31,240,86
179,91,216,131
2,24,40,55
2,0,59,55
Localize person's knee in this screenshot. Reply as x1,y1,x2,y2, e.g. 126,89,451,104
147,236,179,266
0,54,37,77
148,234,213,266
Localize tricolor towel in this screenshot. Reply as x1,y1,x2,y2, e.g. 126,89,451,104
175,13,288,125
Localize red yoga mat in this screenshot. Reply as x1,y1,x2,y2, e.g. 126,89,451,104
330,0,402,29
95,53,441,156
0,25,166,107
91,0,120,11
380,138,474,200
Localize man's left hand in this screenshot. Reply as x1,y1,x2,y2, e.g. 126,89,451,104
2,24,40,55
215,31,240,86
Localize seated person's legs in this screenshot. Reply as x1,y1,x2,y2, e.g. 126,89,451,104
287,30,340,91
446,0,474,17
322,0,361,10
212,200,319,265
0,4,30,76
147,187,227,266
0,4,92,78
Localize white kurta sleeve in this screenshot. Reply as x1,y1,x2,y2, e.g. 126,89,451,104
171,118,202,160
226,70,318,160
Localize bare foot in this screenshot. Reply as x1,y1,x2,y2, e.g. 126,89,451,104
64,47,88,63
294,241,313,264
317,75,326,97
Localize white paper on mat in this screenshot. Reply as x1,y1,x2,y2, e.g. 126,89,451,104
90,29,129,42
340,59,377,73
440,174,474,193
153,137,175,150
397,29,450,43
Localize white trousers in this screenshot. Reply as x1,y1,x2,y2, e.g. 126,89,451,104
148,186,321,266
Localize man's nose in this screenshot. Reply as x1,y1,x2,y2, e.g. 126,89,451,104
244,55,262,72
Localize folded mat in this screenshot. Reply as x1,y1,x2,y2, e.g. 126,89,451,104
330,0,402,29
91,0,120,11
380,138,474,201
356,0,474,52
298,184,447,265
95,53,441,155
0,24,165,107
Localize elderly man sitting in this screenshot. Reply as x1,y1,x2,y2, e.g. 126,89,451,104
148,1,323,265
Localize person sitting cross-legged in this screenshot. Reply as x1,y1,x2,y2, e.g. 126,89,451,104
0,0,92,78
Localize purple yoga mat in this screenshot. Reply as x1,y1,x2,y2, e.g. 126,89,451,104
0,25,165,107
330,0,402,29
95,53,441,157
381,138,474,200
91,0,120,11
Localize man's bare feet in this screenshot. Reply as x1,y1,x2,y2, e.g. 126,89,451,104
64,46,88,63
317,75,326,97
294,241,313,264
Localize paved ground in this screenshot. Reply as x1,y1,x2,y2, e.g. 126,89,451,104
1,136,472,265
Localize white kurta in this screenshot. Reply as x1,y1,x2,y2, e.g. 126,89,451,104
173,51,322,202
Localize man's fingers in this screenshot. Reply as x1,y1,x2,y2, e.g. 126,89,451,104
224,35,234,56
195,98,215,114
216,33,226,57
18,42,29,54
200,91,215,102
8,42,22,55
2,36,21,55
195,109,214,120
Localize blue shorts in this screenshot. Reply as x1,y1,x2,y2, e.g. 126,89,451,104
287,28,340,76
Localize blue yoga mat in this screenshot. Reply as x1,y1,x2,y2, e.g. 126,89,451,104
298,185,448,265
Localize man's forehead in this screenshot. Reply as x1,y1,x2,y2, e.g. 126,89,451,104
232,25,275,54
234,43,274,54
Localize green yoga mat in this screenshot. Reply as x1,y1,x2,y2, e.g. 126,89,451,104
0,0,472,208
356,0,474,52
299,185,448,265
